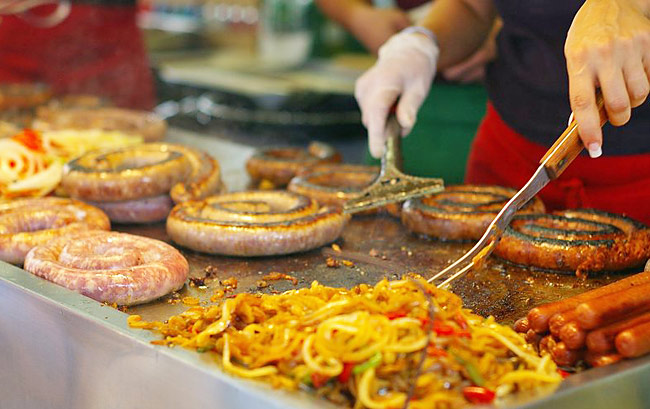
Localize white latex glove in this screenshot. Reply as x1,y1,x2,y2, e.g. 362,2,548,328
355,30,439,158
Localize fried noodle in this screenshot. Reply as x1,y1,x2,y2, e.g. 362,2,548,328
128,278,561,408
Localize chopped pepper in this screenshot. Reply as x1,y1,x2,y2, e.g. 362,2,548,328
463,386,496,404
352,352,382,374
451,351,485,386
310,372,331,388
338,363,355,383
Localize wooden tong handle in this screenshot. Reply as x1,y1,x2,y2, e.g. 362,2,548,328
540,92,607,179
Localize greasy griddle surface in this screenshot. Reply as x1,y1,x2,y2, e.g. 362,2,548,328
120,215,622,324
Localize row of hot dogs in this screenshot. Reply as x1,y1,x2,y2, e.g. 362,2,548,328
516,266,650,368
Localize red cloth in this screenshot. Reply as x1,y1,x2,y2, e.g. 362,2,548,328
465,103,650,225
0,4,154,110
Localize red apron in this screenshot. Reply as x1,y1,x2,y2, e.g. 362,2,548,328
0,4,154,110
465,103,650,225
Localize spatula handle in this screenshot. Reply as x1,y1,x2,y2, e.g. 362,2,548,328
383,114,403,173
540,92,607,179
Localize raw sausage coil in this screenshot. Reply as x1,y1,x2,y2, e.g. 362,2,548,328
24,230,189,306
166,191,350,256
401,185,545,240
0,197,110,265
89,195,174,224
246,142,342,187
494,209,650,276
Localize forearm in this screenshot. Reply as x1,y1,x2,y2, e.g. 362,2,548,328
417,0,497,70
315,0,370,30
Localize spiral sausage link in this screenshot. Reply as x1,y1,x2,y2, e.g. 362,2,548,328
288,165,378,208
24,230,189,306
35,107,167,142
0,197,110,264
401,185,545,240
166,191,350,256
246,142,342,187
493,209,650,275
62,143,224,223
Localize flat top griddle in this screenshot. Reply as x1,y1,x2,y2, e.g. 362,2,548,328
122,215,619,326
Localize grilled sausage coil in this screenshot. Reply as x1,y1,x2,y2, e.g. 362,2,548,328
288,165,381,211
62,143,224,223
166,191,350,257
400,185,545,240
494,209,650,276
24,230,188,306
246,142,342,187
34,107,167,142
0,197,110,264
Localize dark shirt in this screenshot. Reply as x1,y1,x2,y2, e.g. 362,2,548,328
487,0,650,156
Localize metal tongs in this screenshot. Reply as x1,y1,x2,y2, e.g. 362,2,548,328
430,94,608,288
344,115,444,214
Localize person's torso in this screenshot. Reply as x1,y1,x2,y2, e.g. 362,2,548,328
486,0,650,156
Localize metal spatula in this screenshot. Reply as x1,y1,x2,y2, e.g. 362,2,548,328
429,94,607,288
343,115,444,214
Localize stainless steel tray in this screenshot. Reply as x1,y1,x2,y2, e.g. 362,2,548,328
2,128,650,409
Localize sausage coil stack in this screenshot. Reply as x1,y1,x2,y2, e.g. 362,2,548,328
166,191,349,256
516,271,650,368
62,143,224,224
24,231,189,306
246,142,342,187
494,209,650,276
401,185,545,240
0,197,110,264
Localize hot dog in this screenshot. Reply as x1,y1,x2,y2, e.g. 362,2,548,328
585,312,650,353
559,322,587,350
527,272,650,333
615,321,650,358
576,283,650,330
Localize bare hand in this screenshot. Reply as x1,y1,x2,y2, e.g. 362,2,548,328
565,0,650,157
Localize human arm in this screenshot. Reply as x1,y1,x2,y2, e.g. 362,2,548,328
565,0,650,157
315,0,410,54
354,0,497,157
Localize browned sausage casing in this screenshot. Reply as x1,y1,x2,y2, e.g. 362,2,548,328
494,209,650,276
585,311,650,353
527,272,650,333
62,143,224,224
0,197,110,264
401,185,545,241
615,321,650,358
166,191,350,257
34,107,167,142
246,142,342,187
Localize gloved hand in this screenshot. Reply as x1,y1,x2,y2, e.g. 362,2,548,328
355,29,440,158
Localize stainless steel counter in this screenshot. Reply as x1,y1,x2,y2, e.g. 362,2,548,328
2,127,650,409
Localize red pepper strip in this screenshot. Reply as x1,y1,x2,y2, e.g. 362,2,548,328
12,129,44,152
385,310,408,320
426,346,448,357
310,372,331,388
454,313,469,330
557,369,571,379
433,320,456,336
463,386,496,404
338,363,355,383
